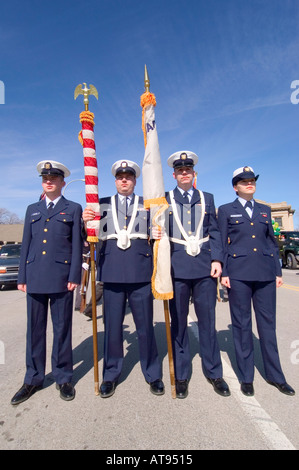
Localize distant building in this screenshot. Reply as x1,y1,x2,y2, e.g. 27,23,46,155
0,200,296,245
0,224,24,246
256,200,295,231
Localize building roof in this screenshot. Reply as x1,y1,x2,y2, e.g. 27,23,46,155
0,224,24,245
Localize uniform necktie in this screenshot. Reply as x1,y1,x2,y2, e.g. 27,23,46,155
119,197,127,229
182,191,189,203
47,201,54,213
245,200,253,218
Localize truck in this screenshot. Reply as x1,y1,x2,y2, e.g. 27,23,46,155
276,231,299,269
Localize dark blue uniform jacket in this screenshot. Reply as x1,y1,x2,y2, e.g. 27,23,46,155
97,194,152,284
18,196,83,293
166,188,223,279
217,198,281,281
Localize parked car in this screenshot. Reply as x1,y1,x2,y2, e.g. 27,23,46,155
276,231,299,269
0,244,22,288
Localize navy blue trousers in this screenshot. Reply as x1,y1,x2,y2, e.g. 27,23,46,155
102,282,162,383
25,292,74,386
169,277,223,380
228,279,286,383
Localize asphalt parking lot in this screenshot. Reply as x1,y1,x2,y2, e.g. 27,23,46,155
0,269,298,452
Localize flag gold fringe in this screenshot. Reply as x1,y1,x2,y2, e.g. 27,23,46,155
78,111,95,146
143,196,168,210
79,110,95,125
87,235,99,243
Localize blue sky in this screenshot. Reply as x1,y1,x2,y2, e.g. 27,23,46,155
1,0,299,227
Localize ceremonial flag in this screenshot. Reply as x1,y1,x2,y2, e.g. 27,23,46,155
140,71,173,300
75,83,100,242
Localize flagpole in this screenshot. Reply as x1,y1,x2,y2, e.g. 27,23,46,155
142,66,176,398
75,83,100,395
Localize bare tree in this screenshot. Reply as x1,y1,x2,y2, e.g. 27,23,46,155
0,208,24,224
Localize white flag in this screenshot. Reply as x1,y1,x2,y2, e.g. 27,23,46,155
141,91,173,300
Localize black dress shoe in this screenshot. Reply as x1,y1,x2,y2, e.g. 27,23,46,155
56,383,75,401
176,380,188,399
207,378,231,397
83,310,92,319
11,383,42,405
100,381,116,398
149,379,165,396
267,381,295,396
241,382,254,396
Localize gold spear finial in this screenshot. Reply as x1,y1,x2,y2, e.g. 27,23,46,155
74,82,98,111
144,65,150,92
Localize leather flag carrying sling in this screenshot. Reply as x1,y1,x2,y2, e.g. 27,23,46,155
103,195,147,250
169,189,209,256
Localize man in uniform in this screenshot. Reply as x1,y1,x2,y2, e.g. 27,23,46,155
218,166,295,396
11,161,83,405
165,151,230,398
83,159,164,398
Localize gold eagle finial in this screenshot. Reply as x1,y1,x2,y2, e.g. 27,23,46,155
74,83,98,110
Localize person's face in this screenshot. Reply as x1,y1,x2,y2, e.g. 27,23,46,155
115,172,136,196
173,166,195,190
42,175,65,199
233,178,256,199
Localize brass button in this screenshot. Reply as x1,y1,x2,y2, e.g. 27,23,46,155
64,260,68,264
252,235,256,238
253,248,257,252
46,218,50,222
44,228,48,232
43,240,47,243
42,251,46,255
251,222,254,225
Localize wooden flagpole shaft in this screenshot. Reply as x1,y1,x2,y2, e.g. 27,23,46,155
163,299,176,398
79,255,90,313
89,241,99,395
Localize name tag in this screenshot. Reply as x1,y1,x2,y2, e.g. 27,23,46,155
230,214,242,217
